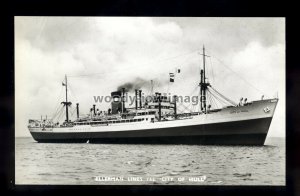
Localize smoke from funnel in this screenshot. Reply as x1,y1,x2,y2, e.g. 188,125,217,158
117,77,155,92
117,77,169,92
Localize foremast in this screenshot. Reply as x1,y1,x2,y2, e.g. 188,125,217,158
199,45,210,113
61,75,72,122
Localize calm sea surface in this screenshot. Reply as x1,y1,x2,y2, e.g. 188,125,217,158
15,137,285,185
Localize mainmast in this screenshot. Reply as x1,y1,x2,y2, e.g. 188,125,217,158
203,46,206,84
61,75,72,122
199,45,210,113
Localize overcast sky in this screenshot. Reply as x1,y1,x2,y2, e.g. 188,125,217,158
15,17,285,137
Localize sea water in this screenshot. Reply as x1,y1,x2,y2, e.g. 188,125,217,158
15,137,285,185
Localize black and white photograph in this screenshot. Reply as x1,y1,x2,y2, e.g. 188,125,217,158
15,17,285,185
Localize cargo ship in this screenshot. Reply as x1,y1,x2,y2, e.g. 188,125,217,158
28,46,278,145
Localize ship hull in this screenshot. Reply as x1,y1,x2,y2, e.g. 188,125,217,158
29,99,278,145
30,117,272,145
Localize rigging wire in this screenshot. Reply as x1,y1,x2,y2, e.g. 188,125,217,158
212,56,267,97
175,85,199,113
209,88,230,106
211,90,223,108
69,107,77,117
56,111,64,122
208,88,231,107
52,106,64,122
209,86,237,106
210,91,221,109
50,86,64,119
34,17,47,45
68,50,200,78
206,91,214,109
178,103,193,113
209,57,215,84
68,83,79,103
52,49,263,117
207,90,223,107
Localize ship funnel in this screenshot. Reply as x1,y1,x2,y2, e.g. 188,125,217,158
111,91,122,114
135,89,138,110
157,93,162,121
93,104,96,116
173,95,177,119
122,88,126,113
76,103,79,119
139,90,142,109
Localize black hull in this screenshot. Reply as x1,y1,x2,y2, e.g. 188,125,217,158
30,117,273,145
35,134,267,145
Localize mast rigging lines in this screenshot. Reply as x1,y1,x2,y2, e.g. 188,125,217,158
52,48,266,118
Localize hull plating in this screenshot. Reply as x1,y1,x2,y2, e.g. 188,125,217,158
30,117,272,145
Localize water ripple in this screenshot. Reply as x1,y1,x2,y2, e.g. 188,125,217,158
15,137,285,185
